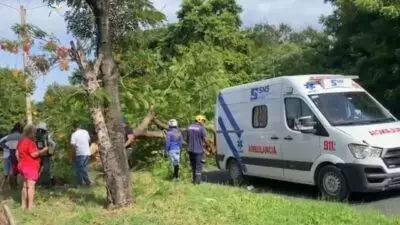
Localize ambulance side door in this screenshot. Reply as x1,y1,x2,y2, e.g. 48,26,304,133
242,94,283,179
280,95,329,184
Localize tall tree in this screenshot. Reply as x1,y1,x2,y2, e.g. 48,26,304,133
45,0,164,208
0,68,26,135
323,0,400,117
247,22,332,78
1,22,70,124
354,0,400,17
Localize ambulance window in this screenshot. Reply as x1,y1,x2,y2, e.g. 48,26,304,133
285,98,313,130
252,105,268,128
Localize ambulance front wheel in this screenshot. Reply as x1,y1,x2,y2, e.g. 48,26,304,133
317,165,350,201
227,158,245,186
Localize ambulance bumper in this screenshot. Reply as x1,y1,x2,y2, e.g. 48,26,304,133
338,163,400,193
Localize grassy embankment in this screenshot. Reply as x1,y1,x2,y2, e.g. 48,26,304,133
2,162,399,225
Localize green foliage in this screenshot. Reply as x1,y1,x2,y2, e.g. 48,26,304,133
8,171,400,225
119,0,254,130
161,0,250,59
36,84,93,160
322,0,400,117
353,0,400,17
0,68,26,135
45,0,166,52
52,159,77,184
150,152,192,181
248,23,333,77
11,23,51,40
28,0,400,175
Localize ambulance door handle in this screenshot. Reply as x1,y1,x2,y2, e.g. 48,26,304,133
270,136,279,140
284,136,293,141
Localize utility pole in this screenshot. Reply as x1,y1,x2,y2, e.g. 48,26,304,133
20,5,33,124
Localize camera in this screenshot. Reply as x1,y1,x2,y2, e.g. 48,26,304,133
36,128,50,154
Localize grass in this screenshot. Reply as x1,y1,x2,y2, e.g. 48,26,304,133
2,169,400,225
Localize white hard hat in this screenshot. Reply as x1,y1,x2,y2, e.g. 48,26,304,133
168,119,178,128
36,122,48,130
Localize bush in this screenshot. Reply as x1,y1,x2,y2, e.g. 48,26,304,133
52,159,76,185
150,151,192,181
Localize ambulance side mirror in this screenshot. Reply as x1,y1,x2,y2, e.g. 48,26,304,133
295,116,317,134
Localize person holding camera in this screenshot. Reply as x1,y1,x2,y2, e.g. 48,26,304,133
36,122,57,189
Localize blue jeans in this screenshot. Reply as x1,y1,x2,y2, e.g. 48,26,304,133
168,150,180,166
76,155,91,186
3,158,12,176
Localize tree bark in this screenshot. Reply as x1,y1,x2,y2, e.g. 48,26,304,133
70,37,132,208
88,0,133,208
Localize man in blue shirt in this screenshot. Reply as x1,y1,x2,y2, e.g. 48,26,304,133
187,115,215,184
165,119,183,181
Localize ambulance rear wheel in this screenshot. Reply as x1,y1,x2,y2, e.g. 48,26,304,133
227,159,244,186
317,165,350,201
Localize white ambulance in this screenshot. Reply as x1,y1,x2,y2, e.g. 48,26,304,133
214,74,400,200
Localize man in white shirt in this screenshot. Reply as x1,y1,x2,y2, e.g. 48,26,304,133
71,123,91,187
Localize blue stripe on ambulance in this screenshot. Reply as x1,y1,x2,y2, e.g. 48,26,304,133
218,94,242,137
217,93,247,172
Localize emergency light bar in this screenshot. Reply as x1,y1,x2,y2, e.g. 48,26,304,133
309,74,359,81
307,75,359,89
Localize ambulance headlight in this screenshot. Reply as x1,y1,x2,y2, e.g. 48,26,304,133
348,144,382,159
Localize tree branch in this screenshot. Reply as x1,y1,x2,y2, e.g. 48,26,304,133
85,0,101,15
133,106,155,136
152,117,169,130
70,41,84,71
70,40,89,72
94,53,103,75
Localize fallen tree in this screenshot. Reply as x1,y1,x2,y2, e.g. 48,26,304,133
132,107,217,155
69,106,216,163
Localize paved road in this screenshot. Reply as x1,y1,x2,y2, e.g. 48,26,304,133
202,168,400,216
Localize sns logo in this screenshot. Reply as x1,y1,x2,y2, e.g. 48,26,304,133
330,79,344,87
250,85,270,100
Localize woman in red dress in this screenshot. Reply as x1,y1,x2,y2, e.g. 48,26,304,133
17,125,48,210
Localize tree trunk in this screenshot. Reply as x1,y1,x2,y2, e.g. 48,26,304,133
89,0,133,208
70,37,132,209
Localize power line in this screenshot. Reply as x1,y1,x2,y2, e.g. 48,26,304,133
27,4,48,10
0,2,18,11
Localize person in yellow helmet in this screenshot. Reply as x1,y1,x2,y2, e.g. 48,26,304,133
186,114,215,184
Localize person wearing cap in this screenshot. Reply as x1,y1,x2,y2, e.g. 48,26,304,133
36,122,57,189
165,119,184,181
122,117,135,168
186,115,215,184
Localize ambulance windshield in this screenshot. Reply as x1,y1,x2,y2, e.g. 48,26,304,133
309,92,396,126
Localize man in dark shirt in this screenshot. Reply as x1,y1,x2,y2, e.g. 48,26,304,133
187,115,215,184
122,117,135,168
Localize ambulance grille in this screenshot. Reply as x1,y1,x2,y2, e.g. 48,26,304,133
383,148,400,169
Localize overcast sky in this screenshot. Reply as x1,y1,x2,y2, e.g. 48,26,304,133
0,0,333,101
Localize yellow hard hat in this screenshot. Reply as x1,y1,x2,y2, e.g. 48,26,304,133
195,115,207,122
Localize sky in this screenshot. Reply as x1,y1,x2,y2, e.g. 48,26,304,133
0,0,333,102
